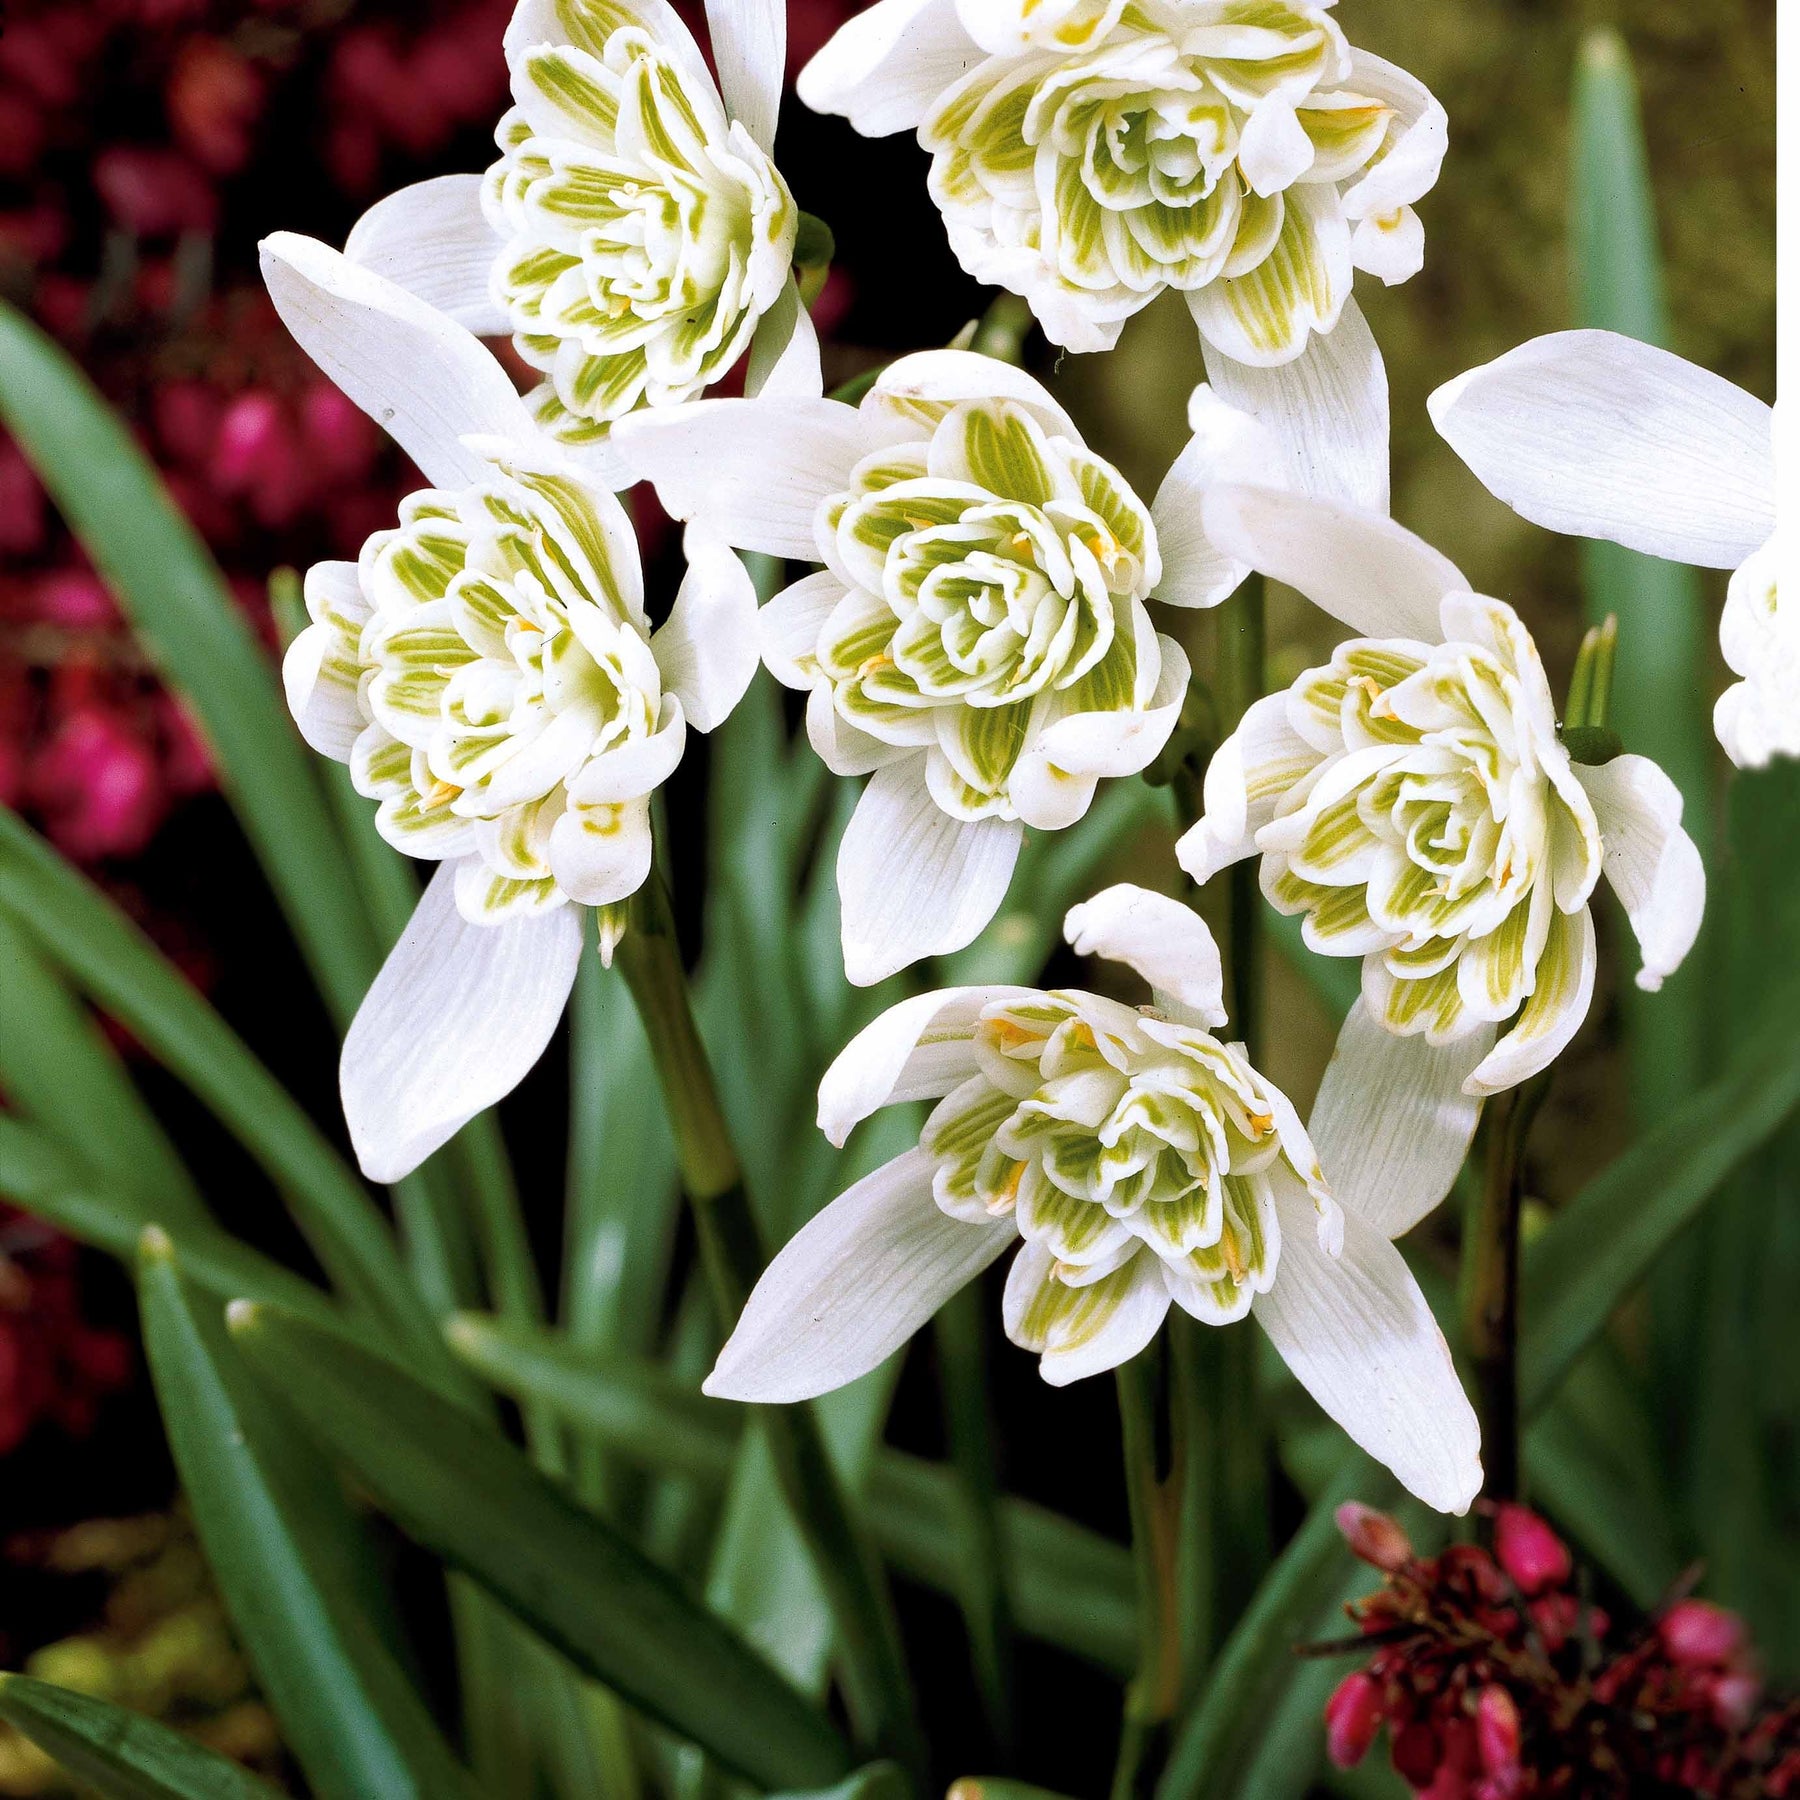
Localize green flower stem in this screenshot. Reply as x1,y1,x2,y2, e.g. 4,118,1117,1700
933,1283,1018,1760
616,870,926,1782
968,293,1035,364
1216,576,1267,1062
1462,1072,1552,1503
1110,1350,1179,1800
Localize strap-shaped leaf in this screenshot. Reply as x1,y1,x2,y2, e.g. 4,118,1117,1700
0,806,440,1372
137,1236,476,1800
0,303,380,1026
227,1300,854,1793
0,1673,283,1800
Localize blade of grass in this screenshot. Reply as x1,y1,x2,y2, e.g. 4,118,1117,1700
138,1235,477,1800
0,806,442,1375
0,913,206,1227
0,1673,284,1800
227,1300,854,1792
0,303,380,1025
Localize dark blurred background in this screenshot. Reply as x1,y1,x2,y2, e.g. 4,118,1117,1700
0,0,1776,1792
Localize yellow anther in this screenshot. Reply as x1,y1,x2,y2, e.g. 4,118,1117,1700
423,780,462,809
1051,1260,1078,1284
858,652,893,678
986,1161,1026,1216
1009,531,1035,556
1222,1235,1246,1282
1085,532,1114,562
983,1018,1039,1050
1245,1108,1273,1138
607,294,631,318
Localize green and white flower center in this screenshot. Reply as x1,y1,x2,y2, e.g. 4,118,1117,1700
1260,598,1602,1040
801,396,1163,818
924,991,1338,1325
922,0,1426,358
484,5,797,439
306,458,670,920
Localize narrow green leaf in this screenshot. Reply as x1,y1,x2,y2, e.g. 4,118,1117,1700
444,1315,1139,1674
1519,970,1800,1409
0,913,205,1227
228,1301,853,1792
0,1673,282,1800
137,1236,476,1800
0,302,379,1025
1570,28,1710,1125
0,806,441,1372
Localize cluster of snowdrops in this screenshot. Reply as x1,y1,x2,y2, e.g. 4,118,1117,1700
270,0,1783,1520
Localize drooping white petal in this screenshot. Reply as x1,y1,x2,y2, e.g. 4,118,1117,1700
650,528,760,732
1253,1180,1482,1514
1335,52,1449,220
260,232,536,492
866,349,1080,441
1574,754,1706,994
1175,690,1321,883
817,985,1034,1146
340,861,583,1182
1151,386,1287,609
838,762,1024,985
1466,903,1597,1097
759,571,841,687
745,280,825,400
549,796,656,907
705,1148,1017,1401
1201,484,1466,642
1713,537,1798,769
797,0,985,136
1003,1242,1172,1387
704,0,784,152
1238,98,1316,196
1201,299,1389,512
1063,885,1227,1029
1350,205,1424,285
1308,999,1493,1239
1428,332,1776,571
343,176,509,336
282,560,368,761
610,397,885,559
807,684,913,777
564,700,688,805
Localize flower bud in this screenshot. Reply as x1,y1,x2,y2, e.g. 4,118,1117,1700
1324,1671,1384,1769
1659,1599,1745,1668
1475,1686,1522,1782
1493,1504,1571,1595
1336,1501,1413,1571
1708,1669,1762,1731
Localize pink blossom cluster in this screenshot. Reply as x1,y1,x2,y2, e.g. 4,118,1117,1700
1324,1501,1800,1798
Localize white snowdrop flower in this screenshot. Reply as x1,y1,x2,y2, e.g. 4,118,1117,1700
705,883,1482,1516
1178,483,1707,1103
613,353,1285,986
1429,331,1788,770
341,0,813,460
264,232,759,1182
797,0,1446,367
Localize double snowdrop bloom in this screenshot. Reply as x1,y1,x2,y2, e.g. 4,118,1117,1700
615,353,1262,985
1179,483,1706,1100
264,232,758,1181
1429,331,1788,770
798,0,1446,364
706,884,1481,1514
343,0,809,451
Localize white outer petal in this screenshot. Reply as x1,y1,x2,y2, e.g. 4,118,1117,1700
343,176,509,336
817,984,1034,1146
1063,885,1227,1029
705,1148,1017,1401
1574,754,1707,993
1428,331,1776,571
1004,1242,1172,1387
837,761,1023,985
745,280,825,400
705,0,784,152
1201,484,1465,642
797,0,984,136
549,796,655,906
1335,51,1448,219
651,528,760,731
1253,1183,1482,1514
340,862,583,1182
282,560,367,761
1202,300,1390,514
1175,690,1317,884
610,397,885,558
1308,1000,1493,1239
866,349,1080,441
1151,386,1287,609
260,232,537,491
